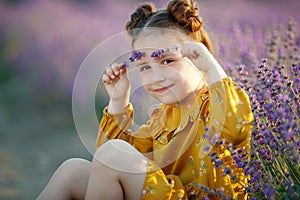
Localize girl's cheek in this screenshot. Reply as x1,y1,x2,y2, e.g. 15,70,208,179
143,84,152,93
140,73,151,84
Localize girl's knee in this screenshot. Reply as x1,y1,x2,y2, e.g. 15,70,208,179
94,139,138,158
101,139,134,150
43,158,90,199
57,158,90,179
93,139,147,173
60,158,89,169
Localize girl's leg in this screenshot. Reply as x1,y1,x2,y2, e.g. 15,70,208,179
36,158,90,200
85,139,148,200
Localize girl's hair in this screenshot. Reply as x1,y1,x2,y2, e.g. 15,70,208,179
126,0,213,54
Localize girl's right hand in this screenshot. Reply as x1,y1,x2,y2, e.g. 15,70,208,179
102,63,131,103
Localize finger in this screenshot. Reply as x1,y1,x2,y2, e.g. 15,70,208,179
102,74,112,84
119,66,128,76
182,48,195,60
106,66,116,79
182,43,202,57
194,49,200,57
181,46,187,57
181,45,193,58
111,63,121,76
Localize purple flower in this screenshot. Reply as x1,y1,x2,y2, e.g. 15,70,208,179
263,185,275,199
150,46,180,59
215,189,223,197
122,61,129,68
292,64,298,73
202,144,211,153
214,159,224,168
223,167,232,175
129,50,145,61
123,50,145,68
283,130,293,141
278,94,288,101
210,133,220,144
252,170,262,181
151,48,165,59
203,132,210,139
295,140,300,148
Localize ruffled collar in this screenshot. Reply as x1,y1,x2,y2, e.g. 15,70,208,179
150,86,209,136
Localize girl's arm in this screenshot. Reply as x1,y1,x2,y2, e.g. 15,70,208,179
102,63,131,114
99,63,155,156
182,42,253,146
96,103,155,157
181,42,227,85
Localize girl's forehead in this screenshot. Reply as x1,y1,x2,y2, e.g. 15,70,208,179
133,31,184,50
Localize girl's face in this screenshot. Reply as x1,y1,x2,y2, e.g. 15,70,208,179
133,31,204,105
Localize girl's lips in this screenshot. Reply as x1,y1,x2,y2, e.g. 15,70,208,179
154,84,174,93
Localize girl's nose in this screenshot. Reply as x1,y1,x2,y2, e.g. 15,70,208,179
151,65,166,83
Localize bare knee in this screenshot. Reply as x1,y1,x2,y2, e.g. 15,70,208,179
95,139,138,155
55,158,90,183
92,139,147,173
59,158,90,172
58,158,91,197
37,158,90,200
87,141,147,200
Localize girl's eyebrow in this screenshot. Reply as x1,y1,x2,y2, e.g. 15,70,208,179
136,53,167,65
136,61,149,66
136,53,179,66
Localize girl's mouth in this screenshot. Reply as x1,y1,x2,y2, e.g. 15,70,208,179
154,84,174,93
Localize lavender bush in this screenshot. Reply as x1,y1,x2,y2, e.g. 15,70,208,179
207,18,300,200
242,18,300,200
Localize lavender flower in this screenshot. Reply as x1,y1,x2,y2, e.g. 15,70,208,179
151,49,165,59
121,50,145,68
129,50,145,62
263,185,275,199
150,45,180,59
122,60,129,68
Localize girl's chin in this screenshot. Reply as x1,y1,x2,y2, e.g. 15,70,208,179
155,97,180,106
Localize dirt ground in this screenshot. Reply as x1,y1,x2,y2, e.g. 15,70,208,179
0,101,92,200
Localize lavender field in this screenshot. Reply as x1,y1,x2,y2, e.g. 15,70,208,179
0,0,299,199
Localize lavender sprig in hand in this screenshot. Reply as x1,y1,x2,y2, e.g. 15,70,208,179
150,45,180,59
100,50,146,86
122,50,145,68
122,45,181,68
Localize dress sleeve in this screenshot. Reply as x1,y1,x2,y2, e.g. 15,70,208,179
95,103,155,154
207,77,254,146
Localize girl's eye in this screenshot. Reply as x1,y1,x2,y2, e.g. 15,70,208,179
162,59,174,65
140,65,151,72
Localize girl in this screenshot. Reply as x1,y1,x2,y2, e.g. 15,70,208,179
37,0,253,199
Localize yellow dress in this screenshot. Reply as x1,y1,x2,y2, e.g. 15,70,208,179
96,77,254,200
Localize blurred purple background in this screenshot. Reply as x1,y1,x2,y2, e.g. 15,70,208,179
0,0,299,199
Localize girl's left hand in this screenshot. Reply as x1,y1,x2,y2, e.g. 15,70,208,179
181,42,219,72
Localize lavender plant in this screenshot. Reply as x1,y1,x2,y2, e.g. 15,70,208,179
242,18,300,200
205,18,300,200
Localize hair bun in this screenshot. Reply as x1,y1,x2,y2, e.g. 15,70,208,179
167,0,202,32
126,3,156,33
